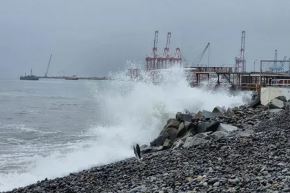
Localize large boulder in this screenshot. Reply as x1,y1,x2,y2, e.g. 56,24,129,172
197,120,220,133
210,131,229,140
184,121,192,130
177,122,187,137
211,123,238,140
162,138,172,149
176,112,193,122
166,127,178,141
217,123,238,133
165,118,180,128
151,126,178,147
212,106,225,114
172,139,184,149
195,110,216,120
187,122,199,135
225,108,234,116
248,93,261,108
183,134,209,148
268,98,285,109
150,135,167,147
276,96,287,102
140,145,152,154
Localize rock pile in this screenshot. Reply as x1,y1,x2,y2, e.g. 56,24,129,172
146,95,288,152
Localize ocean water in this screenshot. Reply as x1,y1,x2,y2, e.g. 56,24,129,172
0,69,250,191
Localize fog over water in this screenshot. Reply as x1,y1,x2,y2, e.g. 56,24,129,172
0,0,290,78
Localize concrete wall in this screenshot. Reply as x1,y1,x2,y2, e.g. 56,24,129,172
261,87,290,105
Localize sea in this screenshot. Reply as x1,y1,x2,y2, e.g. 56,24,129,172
0,68,250,191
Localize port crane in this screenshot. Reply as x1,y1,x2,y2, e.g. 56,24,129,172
235,31,246,72
145,31,182,70
153,31,159,58
163,32,171,57
44,54,53,78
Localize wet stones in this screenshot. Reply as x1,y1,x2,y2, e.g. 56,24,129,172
210,131,229,140
150,95,290,154
165,118,180,128
196,120,220,133
183,133,209,148
8,107,290,193
248,92,261,108
165,127,178,141
177,122,187,137
196,110,216,120
150,135,167,147
150,103,267,151
14,95,290,193
276,96,287,102
150,115,221,150
150,119,180,147
212,106,225,114
269,98,285,109
217,123,238,133
176,112,193,122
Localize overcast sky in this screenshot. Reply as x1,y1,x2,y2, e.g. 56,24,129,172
0,0,289,78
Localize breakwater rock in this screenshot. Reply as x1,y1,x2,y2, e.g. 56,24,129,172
147,95,288,152
6,96,290,193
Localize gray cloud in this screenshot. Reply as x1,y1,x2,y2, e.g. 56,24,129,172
0,0,290,79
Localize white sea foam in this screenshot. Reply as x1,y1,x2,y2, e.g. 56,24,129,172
0,67,250,191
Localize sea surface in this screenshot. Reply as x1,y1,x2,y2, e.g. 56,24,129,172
0,79,113,191
0,79,99,171
0,69,250,191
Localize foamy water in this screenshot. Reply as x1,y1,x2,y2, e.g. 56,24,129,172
0,68,250,191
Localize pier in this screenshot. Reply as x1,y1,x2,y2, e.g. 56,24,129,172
137,30,290,93
185,65,290,91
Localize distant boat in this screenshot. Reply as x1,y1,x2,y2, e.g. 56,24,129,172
20,69,39,80
64,75,79,80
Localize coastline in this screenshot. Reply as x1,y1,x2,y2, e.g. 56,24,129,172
6,98,290,193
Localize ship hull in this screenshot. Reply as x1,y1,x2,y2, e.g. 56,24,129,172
20,76,39,80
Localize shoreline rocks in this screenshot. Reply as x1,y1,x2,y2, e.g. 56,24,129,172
147,95,288,152
6,95,290,193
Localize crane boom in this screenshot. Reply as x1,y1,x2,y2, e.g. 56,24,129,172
153,31,159,57
45,54,52,77
240,31,246,72
164,32,171,57
196,42,210,66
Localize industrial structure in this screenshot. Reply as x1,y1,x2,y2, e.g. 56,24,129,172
44,54,53,78
194,42,210,67
141,30,290,92
269,49,289,73
20,30,290,91
145,31,182,71
235,31,246,72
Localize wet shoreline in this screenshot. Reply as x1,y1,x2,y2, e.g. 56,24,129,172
6,98,290,193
